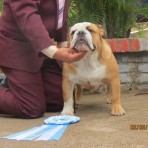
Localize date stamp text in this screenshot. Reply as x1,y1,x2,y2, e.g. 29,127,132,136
130,124,148,130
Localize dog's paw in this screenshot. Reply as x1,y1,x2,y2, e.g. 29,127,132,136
111,104,125,116
61,107,74,116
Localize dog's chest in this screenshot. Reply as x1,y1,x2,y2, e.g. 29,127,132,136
69,54,106,86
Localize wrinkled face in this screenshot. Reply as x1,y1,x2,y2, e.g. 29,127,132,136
70,22,104,52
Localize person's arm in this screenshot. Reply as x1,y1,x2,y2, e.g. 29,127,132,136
42,45,87,64
9,0,87,63
8,0,53,52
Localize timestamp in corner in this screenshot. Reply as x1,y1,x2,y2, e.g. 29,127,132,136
130,124,148,130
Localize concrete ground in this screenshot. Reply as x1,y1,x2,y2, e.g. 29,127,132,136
0,92,148,148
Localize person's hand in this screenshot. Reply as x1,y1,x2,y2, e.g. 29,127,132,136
53,48,87,63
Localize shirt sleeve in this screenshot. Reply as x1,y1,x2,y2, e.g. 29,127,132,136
41,46,59,59
8,0,54,53
41,41,67,59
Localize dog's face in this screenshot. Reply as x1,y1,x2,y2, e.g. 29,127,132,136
70,22,104,52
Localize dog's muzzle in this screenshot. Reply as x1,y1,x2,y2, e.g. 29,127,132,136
72,30,96,52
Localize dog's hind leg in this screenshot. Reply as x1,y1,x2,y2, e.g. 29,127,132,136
106,85,111,104
73,84,83,112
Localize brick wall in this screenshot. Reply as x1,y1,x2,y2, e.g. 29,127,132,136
0,38,147,92
114,51,148,91
110,38,148,92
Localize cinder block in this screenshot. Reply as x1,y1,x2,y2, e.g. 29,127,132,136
138,64,148,72
136,83,148,90
121,54,128,63
142,52,148,62
127,53,136,63
119,64,130,73
120,84,132,92
139,74,148,83
129,63,138,73
120,73,132,83
114,53,122,63
139,38,148,51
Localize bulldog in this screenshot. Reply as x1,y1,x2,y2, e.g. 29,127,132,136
61,22,125,116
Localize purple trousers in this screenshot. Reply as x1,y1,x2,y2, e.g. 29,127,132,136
0,59,63,118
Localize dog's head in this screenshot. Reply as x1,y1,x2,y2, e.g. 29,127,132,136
69,22,104,52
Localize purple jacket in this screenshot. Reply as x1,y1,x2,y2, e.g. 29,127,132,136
0,0,70,72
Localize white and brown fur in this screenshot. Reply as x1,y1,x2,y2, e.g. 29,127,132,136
61,22,125,116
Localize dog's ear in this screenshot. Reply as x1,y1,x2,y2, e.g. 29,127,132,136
97,25,106,38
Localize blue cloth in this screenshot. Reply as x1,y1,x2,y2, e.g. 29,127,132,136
3,115,80,141
4,124,68,141
44,115,80,125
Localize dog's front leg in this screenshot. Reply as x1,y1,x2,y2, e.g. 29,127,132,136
61,77,75,115
108,78,125,116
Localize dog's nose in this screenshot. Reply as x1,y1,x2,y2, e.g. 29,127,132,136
77,31,85,37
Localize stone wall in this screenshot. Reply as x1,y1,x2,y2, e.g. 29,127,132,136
0,38,147,93
107,38,148,92
114,51,148,91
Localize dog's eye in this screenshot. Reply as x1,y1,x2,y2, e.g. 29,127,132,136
71,31,75,35
87,28,94,33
